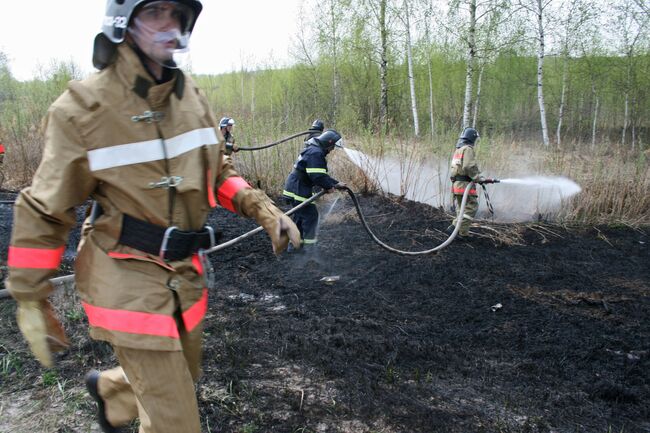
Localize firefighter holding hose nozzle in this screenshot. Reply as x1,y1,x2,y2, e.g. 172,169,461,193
448,127,498,238
283,129,346,251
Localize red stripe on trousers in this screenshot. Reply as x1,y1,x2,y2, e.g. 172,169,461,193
82,291,208,338
217,176,250,212
83,302,180,338
182,289,208,332
8,245,65,269
191,254,203,275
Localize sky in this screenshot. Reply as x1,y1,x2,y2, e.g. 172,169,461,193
0,0,305,81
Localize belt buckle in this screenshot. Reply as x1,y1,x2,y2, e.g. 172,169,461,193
159,226,179,261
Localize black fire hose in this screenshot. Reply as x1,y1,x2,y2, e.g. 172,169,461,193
336,178,499,255
336,184,474,256
230,130,312,152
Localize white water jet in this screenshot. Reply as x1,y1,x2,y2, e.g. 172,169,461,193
320,194,341,222
343,148,582,223
500,176,582,196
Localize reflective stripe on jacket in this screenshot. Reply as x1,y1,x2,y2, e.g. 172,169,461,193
7,44,276,350
283,140,338,201
450,144,480,196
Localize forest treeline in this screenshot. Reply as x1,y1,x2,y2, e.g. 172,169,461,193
0,0,648,224
1,0,648,148
199,0,649,148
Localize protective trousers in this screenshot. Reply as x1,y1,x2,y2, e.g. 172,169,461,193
286,199,319,246
94,318,204,433
452,194,478,236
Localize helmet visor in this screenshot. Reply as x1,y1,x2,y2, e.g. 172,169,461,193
128,1,196,69
334,138,344,148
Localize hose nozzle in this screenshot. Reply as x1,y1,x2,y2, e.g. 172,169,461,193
478,178,500,185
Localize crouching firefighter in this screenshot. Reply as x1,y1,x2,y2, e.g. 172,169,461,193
283,129,346,249
449,127,485,237
5,1,300,432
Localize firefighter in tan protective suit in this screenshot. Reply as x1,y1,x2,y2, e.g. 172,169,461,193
6,1,300,432
449,127,485,237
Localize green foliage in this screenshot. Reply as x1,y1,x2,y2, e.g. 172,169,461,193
195,49,649,146
42,370,59,387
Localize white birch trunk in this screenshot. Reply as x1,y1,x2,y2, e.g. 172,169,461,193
472,64,484,129
329,0,340,123
462,0,477,129
428,54,435,140
404,0,419,136
556,55,568,147
424,4,435,139
591,93,599,149
622,92,629,147
250,73,255,127
536,0,549,146
379,0,389,132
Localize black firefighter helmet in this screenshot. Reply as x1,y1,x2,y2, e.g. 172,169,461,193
309,119,325,133
459,127,480,144
316,129,343,153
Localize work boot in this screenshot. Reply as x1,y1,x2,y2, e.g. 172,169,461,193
85,370,125,433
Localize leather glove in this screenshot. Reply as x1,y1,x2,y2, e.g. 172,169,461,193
255,201,301,255
16,300,69,368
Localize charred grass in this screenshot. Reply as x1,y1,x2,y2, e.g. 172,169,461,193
1,192,648,432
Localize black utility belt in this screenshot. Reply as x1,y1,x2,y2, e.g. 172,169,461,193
450,175,472,182
119,214,220,261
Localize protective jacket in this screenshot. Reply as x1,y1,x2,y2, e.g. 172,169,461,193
450,142,480,196
283,139,338,202
7,44,282,351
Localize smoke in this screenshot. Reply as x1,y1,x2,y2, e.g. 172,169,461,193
343,148,582,223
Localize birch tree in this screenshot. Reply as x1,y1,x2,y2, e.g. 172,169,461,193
378,0,390,131
555,0,595,146
403,0,420,136
518,0,553,146
462,0,477,129
471,1,513,128
608,0,648,148
317,0,349,124
354,0,395,132
450,0,512,130
423,2,437,139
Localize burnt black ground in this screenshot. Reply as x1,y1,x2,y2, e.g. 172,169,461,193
0,190,649,433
